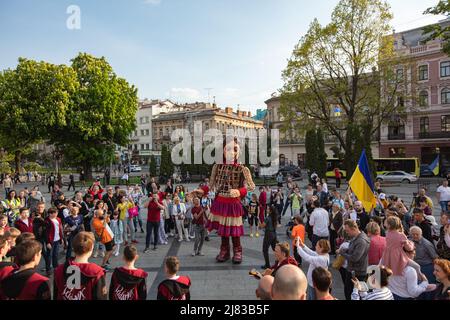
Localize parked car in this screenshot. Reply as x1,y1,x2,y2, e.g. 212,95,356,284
420,164,435,177
376,171,418,184
277,165,302,178
129,165,142,172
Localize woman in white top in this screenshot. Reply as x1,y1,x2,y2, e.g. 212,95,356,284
320,179,328,193
296,237,330,300
173,196,189,242
352,265,394,300
388,245,433,300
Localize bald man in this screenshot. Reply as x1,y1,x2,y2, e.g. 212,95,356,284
271,264,308,300
256,276,274,300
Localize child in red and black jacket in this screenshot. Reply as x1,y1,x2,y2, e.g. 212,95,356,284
109,245,148,300
53,231,107,300
157,256,191,300
0,240,51,300
44,208,64,274
14,208,33,234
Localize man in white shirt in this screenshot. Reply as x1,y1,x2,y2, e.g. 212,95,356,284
309,200,330,248
437,179,450,213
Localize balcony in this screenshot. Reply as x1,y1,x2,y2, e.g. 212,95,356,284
419,131,450,139
387,133,406,140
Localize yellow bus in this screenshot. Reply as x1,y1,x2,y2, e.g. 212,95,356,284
326,158,420,178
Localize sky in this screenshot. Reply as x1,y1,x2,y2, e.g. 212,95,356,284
0,0,446,114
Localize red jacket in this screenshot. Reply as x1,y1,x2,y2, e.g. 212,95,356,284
109,267,148,300
271,256,298,276
54,259,106,300
14,218,34,234
44,217,64,244
157,275,191,300
0,267,50,300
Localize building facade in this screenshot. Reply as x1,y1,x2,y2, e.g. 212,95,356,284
264,95,380,169
379,20,450,173
152,104,264,152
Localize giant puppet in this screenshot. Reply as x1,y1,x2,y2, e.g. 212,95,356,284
207,138,255,264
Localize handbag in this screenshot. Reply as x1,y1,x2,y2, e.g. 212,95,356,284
128,206,139,218
105,223,114,239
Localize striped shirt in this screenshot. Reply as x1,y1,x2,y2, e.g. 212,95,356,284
351,287,394,300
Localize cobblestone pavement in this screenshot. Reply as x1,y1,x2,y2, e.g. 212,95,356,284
6,180,443,300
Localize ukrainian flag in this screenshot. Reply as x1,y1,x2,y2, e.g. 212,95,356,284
429,155,440,176
349,150,377,213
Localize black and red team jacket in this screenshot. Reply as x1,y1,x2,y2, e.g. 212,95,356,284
53,259,107,300
157,275,191,300
0,267,51,300
108,267,148,300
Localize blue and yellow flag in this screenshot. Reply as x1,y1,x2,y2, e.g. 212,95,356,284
429,155,440,176
349,150,377,213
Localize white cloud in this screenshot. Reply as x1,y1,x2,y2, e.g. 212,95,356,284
168,88,202,101
143,0,161,5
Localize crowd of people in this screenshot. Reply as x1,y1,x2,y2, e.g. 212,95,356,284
250,173,450,300
0,169,449,300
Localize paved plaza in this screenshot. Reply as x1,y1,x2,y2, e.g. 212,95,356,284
9,179,444,300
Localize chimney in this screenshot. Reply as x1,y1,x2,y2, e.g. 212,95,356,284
225,107,233,114
247,111,252,118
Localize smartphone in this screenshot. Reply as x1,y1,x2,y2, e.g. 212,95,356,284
249,269,262,280
351,271,356,279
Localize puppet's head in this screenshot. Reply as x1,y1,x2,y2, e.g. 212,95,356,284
223,137,240,164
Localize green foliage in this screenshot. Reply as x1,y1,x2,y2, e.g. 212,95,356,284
23,162,42,172
424,1,450,55
280,0,405,178
149,154,157,177
0,162,12,174
159,144,174,178
305,129,318,175
51,53,138,178
316,129,328,179
0,58,77,171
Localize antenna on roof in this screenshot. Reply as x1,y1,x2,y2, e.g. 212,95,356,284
204,88,213,103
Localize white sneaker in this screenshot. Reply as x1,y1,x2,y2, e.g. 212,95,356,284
92,251,98,258
186,239,190,242
114,251,119,257
100,251,105,258
178,238,183,242
192,251,196,257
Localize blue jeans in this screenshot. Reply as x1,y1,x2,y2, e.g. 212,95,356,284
44,240,60,271
393,293,414,300
439,201,449,213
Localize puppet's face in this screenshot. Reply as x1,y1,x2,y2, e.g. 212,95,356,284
224,140,240,163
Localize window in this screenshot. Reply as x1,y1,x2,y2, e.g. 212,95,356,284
140,130,145,136
146,144,150,150
420,117,429,134
389,147,406,157
442,115,450,132
418,65,428,81
419,91,429,107
280,154,286,167
140,144,144,150
441,88,450,104
441,61,450,77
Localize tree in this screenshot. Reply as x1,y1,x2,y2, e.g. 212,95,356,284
51,53,138,179
304,129,318,176
424,1,450,55
316,129,328,179
159,144,174,179
0,58,77,172
280,0,410,176
149,154,157,177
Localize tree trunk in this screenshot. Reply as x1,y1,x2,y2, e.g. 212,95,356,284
14,150,21,174
83,162,93,181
